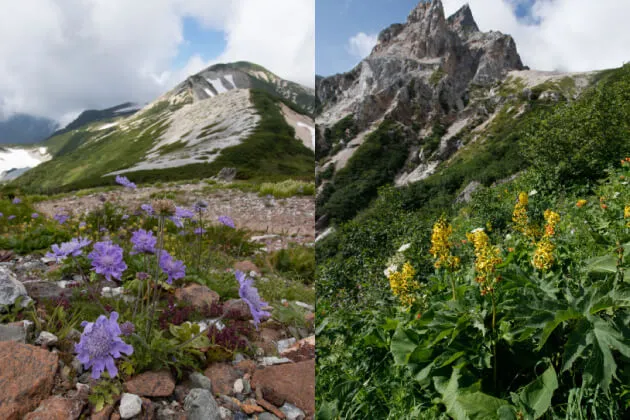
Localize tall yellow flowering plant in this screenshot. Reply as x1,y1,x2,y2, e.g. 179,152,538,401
532,209,560,271
429,216,461,299
387,262,422,308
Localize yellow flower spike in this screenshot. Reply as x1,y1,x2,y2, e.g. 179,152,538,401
576,199,587,208
387,262,421,308
512,192,530,236
532,239,555,270
429,216,459,271
625,205,630,219
467,229,503,296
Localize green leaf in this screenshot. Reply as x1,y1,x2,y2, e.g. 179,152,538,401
517,366,558,419
538,308,581,350
390,324,419,365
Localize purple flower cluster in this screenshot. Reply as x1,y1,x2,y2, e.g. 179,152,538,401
74,311,133,379
115,175,136,189
88,241,127,281
141,204,154,215
159,251,186,284
175,207,194,219
193,201,208,213
218,215,235,229
12,198,21,204
46,237,92,263
31,213,39,219
54,212,69,224
235,270,271,329
194,227,206,235
130,229,157,255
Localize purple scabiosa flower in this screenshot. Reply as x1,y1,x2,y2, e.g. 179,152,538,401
175,207,194,219
141,204,154,215
218,215,235,229
194,227,206,235
122,214,129,220
45,237,91,263
74,311,133,379
169,216,184,228
7,215,15,220
158,251,186,284
119,321,135,336
79,221,86,228
136,272,149,281
130,229,156,255
12,198,21,204
115,175,136,189
99,227,108,233
88,241,127,281
0,212,3,217
235,270,271,329
31,213,39,218
54,213,69,224
193,200,208,213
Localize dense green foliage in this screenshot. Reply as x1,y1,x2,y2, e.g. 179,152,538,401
317,65,630,418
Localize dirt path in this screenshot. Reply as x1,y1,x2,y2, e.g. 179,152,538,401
34,183,315,247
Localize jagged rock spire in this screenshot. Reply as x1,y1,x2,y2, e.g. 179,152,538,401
447,3,479,36
407,0,445,24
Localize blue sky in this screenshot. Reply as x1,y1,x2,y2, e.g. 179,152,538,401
171,16,226,69
316,0,538,76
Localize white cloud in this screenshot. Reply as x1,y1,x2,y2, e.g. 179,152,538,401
442,0,630,73
0,0,314,123
347,32,378,59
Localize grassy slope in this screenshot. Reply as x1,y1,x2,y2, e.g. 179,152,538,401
12,90,314,194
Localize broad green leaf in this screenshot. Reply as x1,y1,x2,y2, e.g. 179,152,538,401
390,324,420,365
517,366,558,419
457,392,510,420
538,308,581,350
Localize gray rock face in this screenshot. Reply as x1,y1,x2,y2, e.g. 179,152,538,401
0,323,27,343
184,388,221,420
316,0,524,132
189,372,213,392
0,266,32,309
455,181,482,203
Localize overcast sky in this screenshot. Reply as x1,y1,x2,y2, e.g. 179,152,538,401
317,0,630,78
0,0,314,125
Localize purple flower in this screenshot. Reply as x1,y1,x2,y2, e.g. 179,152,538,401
169,216,184,228
235,270,271,329
79,221,86,228
115,175,136,189
7,215,15,220
54,213,69,224
218,215,235,229
141,204,154,215
158,251,186,284
12,198,21,204
88,241,127,281
194,227,206,235
193,201,208,213
74,311,133,379
99,227,108,233
119,321,135,336
130,229,156,255
175,207,194,219
31,213,39,218
0,212,3,217
136,272,149,280
45,237,91,262
122,214,129,220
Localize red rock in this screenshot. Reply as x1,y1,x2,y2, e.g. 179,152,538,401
24,396,84,420
280,336,315,362
124,370,176,397
89,403,114,420
235,359,258,376
0,341,59,420
174,284,219,311
256,397,286,419
203,363,240,396
223,299,251,320
239,399,264,414
233,260,261,275
251,360,315,417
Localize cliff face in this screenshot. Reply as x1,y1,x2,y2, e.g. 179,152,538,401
316,1,524,132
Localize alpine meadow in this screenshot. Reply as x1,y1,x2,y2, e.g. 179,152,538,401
315,1,630,419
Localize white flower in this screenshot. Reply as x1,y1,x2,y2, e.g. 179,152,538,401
384,264,398,277
505,233,512,240
397,243,411,253
614,192,620,199
471,227,485,233
529,189,538,196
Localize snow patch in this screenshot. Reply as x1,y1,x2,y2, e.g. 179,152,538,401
224,74,236,89
97,122,118,131
203,88,214,98
206,78,228,94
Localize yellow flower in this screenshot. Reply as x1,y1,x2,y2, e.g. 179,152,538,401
466,229,502,296
532,239,555,270
512,192,530,236
576,199,587,208
543,209,560,238
429,217,460,271
625,205,630,219
388,262,421,307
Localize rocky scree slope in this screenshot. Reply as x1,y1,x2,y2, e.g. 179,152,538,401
10,62,315,193
315,0,597,230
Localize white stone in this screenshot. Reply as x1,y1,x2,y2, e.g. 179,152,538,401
397,243,411,253
277,338,297,354
233,378,244,394
120,393,142,419
35,331,58,346
280,402,306,420
261,357,292,366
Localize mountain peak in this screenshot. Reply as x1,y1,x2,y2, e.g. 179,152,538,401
407,0,445,24
447,3,479,36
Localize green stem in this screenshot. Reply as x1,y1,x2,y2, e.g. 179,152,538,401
491,291,497,389
450,273,456,301
146,216,165,340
